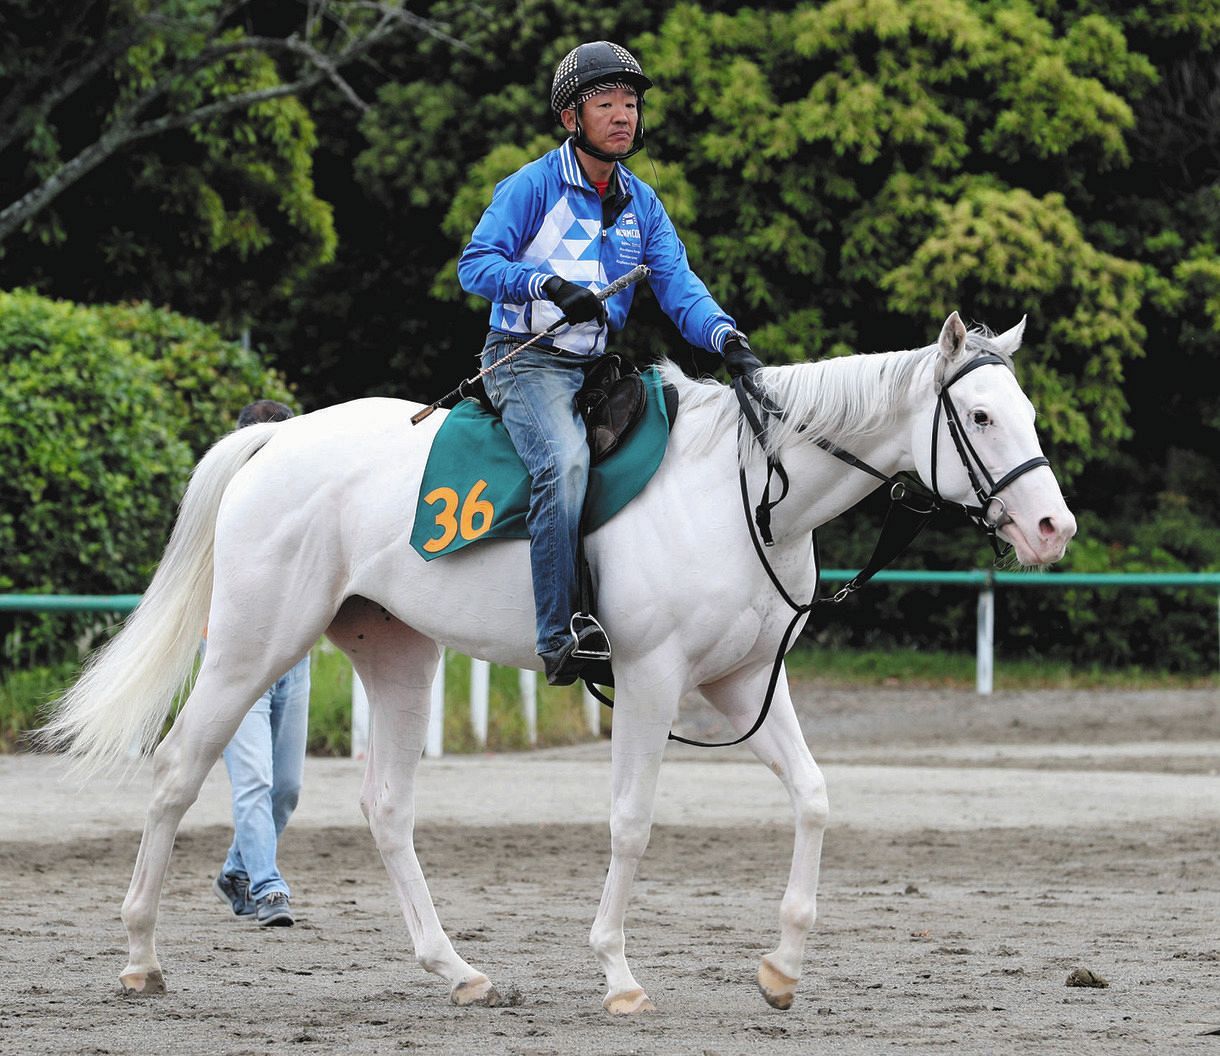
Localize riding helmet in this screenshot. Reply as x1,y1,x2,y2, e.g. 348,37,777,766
550,41,653,161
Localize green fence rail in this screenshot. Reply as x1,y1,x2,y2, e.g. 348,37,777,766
3,571,1217,615
815,569,1220,691
0,594,142,613
3,570,1218,699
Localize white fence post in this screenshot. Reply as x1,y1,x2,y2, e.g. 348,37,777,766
519,668,537,746
976,577,995,695
348,652,614,758
470,657,490,747
350,672,369,760
425,647,445,759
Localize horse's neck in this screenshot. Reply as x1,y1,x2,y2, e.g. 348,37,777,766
763,431,912,544
761,365,927,544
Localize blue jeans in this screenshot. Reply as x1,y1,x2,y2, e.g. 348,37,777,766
480,331,590,656
220,653,311,902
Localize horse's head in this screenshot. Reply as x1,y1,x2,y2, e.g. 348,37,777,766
913,312,1077,567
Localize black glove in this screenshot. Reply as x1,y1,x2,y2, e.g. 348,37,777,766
723,331,763,379
542,275,606,327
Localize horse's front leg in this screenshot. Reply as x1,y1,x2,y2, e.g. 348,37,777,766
702,664,828,1010
589,689,676,1015
330,602,498,1006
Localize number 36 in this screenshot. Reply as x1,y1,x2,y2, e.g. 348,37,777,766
422,479,495,553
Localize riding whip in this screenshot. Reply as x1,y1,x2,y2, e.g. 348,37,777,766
410,264,651,425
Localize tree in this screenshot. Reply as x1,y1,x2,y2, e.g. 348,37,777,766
628,0,1168,479
0,288,296,664
259,0,686,407
0,0,460,325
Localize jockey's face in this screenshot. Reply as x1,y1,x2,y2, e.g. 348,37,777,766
563,87,638,157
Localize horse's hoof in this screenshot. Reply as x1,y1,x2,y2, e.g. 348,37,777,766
757,956,798,1010
603,988,655,1016
450,973,501,1007
119,968,166,996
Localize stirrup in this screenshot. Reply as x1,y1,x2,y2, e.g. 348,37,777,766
569,613,612,660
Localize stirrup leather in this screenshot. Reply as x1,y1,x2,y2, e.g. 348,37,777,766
569,613,612,660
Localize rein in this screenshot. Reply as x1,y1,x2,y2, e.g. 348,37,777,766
589,351,1052,749
668,352,1050,749
581,374,809,746
662,382,815,748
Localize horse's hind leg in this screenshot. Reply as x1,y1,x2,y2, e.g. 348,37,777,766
327,597,499,1006
701,665,828,1010
120,648,311,994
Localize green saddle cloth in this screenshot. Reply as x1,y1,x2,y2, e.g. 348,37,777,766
411,365,670,560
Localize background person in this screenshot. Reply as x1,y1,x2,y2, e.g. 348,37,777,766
210,399,310,928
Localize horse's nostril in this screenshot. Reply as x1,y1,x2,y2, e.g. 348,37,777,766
1040,517,1055,538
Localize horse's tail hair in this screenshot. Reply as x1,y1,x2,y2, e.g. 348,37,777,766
41,423,281,776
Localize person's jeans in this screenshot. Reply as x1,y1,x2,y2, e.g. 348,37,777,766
480,331,590,657
220,653,311,902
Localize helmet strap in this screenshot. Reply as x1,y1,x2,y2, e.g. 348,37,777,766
571,103,646,163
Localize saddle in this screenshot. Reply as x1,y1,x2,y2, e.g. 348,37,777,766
467,353,654,464
576,354,648,464
415,360,678,690
411,364,675,562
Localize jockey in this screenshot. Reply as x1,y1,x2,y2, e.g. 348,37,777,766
457,40,762,686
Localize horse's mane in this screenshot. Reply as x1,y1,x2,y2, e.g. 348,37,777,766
657,329,1012,460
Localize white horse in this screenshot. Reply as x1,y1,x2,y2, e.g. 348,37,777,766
46,312,1075,1014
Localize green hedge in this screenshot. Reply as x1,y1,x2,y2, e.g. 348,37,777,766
0,289,294,664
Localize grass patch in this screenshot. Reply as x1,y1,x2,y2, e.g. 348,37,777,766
0,645,605,759
0,660,76,751
5,644,1212,757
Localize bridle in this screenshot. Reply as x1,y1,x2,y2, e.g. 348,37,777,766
751,350,1050,564
653,350,1052,749
930,352,1049,547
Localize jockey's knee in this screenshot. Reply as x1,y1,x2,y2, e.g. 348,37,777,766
534,444,588,493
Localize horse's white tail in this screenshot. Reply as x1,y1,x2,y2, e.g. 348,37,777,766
42,423,281,775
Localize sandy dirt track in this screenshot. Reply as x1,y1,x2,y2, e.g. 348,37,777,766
1,685,1218,1055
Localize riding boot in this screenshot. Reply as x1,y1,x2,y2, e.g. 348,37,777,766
541,615,612,686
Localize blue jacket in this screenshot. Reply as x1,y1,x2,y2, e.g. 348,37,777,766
457,138,737,358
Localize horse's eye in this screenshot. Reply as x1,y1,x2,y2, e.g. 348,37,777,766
972,410,991,427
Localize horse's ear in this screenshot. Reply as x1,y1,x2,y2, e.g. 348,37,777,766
934,312,969,391
990,315,1027,357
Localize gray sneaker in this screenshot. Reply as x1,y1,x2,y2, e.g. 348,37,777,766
213,872,253,917
256,892,294,927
